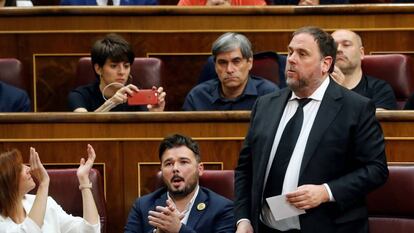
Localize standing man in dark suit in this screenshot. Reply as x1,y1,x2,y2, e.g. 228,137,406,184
235,26,388,233
125,134,234,233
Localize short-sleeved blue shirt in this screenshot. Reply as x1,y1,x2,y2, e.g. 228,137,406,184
182,75,278,111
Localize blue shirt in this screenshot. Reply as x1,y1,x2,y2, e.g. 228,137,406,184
182,75,278,111
0,81,31,112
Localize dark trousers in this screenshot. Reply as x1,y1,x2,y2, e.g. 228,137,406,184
259,221,301,233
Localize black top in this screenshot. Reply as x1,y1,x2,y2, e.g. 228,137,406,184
351,74,397,110
5,0,16,6
0,81,31,112
68,81,147,112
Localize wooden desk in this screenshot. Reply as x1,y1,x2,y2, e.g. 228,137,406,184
1,5,414,111
0,111,247,233
0,111,413,231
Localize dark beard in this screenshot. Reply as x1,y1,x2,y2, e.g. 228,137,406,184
169,180,197,199
167,173,199,199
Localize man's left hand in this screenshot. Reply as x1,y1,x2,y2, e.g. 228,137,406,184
286,184,329,210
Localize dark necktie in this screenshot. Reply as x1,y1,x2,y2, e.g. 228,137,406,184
263,98,312,199
107,0,113,5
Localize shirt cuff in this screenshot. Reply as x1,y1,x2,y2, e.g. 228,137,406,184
323,183,335,202
236,218,251,226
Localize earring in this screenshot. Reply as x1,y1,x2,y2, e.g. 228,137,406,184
128,74,133,85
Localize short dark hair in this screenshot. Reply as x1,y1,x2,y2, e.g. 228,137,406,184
212,32,253,62
293,26,337,73
158,134,200,162
91,33,135,79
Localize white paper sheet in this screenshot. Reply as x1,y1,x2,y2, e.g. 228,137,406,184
266,194,306,221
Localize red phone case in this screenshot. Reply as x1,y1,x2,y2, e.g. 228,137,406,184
127,89,158,105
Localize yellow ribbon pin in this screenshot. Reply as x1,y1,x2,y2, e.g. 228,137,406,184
197,203,206,211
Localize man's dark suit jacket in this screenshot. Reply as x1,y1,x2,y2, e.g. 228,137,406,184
235,78,388,233
0,81,31,112
125,187,235,233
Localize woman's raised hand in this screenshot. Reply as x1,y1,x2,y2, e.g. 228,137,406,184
29,147,49,186
77,144,96,184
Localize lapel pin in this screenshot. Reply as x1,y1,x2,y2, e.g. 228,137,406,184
197,202,206,211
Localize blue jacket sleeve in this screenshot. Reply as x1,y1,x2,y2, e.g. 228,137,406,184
125,199,154,233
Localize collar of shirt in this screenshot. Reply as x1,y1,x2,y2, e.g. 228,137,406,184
210,76,257,103
290,76,330,103
96,0,120,5
167,185,200,225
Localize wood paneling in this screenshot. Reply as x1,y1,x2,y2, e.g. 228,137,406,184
0,111,413,231
149,54,210,110
1,5,414,111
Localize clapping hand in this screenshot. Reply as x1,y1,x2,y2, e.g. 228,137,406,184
29,147,49,186
148,198,184,233
77,144,96,185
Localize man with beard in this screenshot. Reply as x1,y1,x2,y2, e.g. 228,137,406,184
182,32,278,111
235,26,388,233
331,29,397,110
125,134,234,233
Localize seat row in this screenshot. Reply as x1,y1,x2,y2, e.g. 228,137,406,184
43,165,414,233
1,53,414,110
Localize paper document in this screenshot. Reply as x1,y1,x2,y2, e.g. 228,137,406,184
266,194,306,221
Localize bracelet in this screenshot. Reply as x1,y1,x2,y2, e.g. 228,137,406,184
100,99,117,112
79,182,92,190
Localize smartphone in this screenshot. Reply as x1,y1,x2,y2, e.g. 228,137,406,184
127,89,158,105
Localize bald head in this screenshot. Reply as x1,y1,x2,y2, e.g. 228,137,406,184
332,29,363,47
331,29,364,74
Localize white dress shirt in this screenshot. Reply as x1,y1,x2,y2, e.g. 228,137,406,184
0,194,100,233
168,185,200,225
261,77,332,231
96,0,121,5
16,0,33,6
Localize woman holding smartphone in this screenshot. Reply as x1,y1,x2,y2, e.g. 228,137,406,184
68,33,166,112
